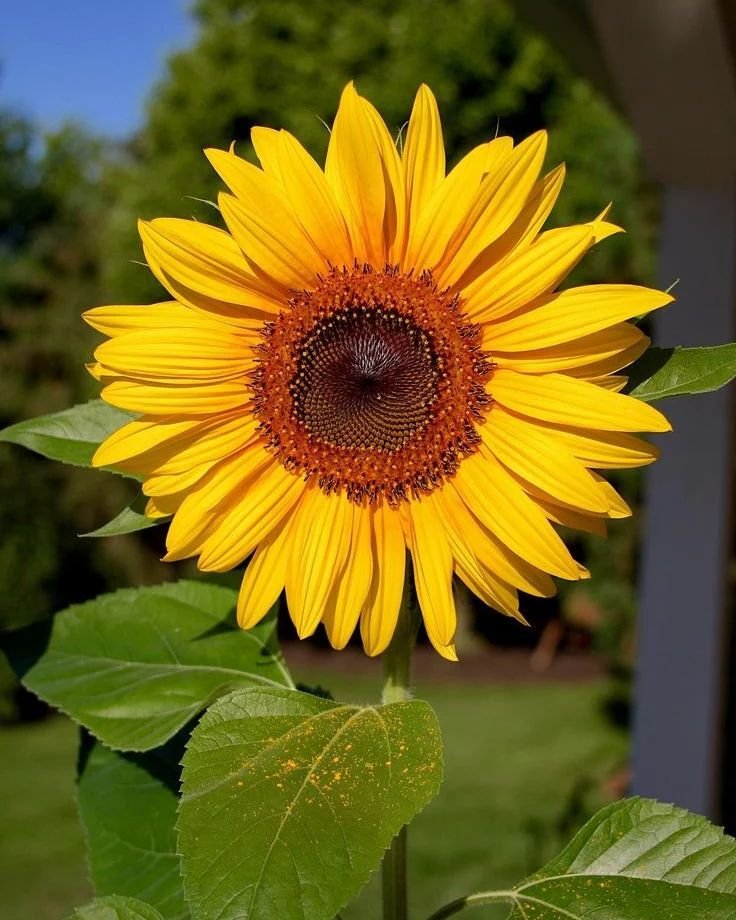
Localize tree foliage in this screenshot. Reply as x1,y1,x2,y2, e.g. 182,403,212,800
0,113,141,632
100,0,655,305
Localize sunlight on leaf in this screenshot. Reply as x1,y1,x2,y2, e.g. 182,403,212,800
427,797,736,920
178,686,443,920
70,895,166,920
0,399,134,467
628,344,736,402
2,581,292,750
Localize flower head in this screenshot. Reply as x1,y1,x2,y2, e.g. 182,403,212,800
86,83,671,659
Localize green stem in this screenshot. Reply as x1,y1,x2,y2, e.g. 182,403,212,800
423,891,516,920
381,569,418,920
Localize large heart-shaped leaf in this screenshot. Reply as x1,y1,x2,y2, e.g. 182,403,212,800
78,732,188,919
2,581,292,750
178,686,443,920
0,399,134,467
70,895,165,920
628,344,736,402
428,798,736,919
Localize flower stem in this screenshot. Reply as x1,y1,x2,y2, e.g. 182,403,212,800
423,891,516,920
381,569,418,920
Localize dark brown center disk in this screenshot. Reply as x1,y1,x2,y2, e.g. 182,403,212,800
291,307,439,452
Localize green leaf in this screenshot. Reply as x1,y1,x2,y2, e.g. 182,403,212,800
2,580,292,751
503,878,736,919
525,796,736,889
81,496,166,538
77,732,188,920
178,686,443,920
507,797,736,918
69,895,165,920
628,344,736,401
428,797,736,920
0,399,134,467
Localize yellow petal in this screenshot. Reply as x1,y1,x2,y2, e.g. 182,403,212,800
93,416,205,468
197,463,305,571
360,502,407,657
437,131,548,286
407,498,456,648
218,191,323,291
435,485,556,597
144,497,172,520
150,417,258,477
133,415,260,479
145,489,189,517
206,145,280,201
537,498,607,536
592,473,632,518
587,374,628,392
403,84,445,232
492,324,647,374
84,301,237,337
462,224,593,322
185,445,274,517
101,379,250,415
164,505,222,564
285,487,354,638
425,492,524,621
525,419,659,469
499,463,613,517
143,460,218,498
237,512,295,630
205,144,334,280
405,136,514,272
144,261,271,330
487,284,672,351
359,94,407,264
421,492,474,580
322,503,373,650
455,163,566,289
566,335,649,379
453,451,579,579
250,127,283,180
501,163,565,250
95,327,254,384
325,83,391,266
490,368,671,432
139,218,282,326
271,130,354,267
454,560,523,621
164,446,275,560
481,409,609,512
430,639,459,662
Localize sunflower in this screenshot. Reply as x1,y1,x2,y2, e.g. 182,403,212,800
85,83,671,660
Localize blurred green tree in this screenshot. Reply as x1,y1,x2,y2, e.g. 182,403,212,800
0,114,166,635
100,0,656,305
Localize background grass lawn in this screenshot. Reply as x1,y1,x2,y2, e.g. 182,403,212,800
0,669,626,920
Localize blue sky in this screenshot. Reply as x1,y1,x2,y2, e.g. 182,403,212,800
0,1,194,137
